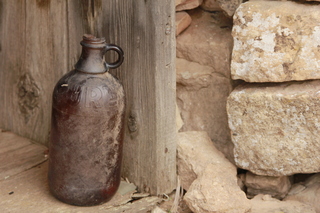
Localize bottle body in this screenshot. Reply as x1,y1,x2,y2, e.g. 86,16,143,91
48,34,125,206
48,70,125,206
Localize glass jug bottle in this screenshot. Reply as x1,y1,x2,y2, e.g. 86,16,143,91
48,34,125,206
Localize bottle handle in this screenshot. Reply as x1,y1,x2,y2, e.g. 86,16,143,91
104,44,124,69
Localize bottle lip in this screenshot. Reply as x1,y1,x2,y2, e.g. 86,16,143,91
81,34,106,48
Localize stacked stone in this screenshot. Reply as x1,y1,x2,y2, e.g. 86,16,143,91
175,0,320,212
175,1,251,212
227,0,320,188
175,0,242,36
175,0,239,162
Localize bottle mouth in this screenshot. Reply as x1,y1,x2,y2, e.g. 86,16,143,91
81,34,106,48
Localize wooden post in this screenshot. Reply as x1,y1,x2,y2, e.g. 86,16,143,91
0,0,176,195
101,0,177,195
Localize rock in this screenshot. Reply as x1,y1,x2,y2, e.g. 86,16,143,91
176,0,187,7
285,173,320,212
200,0,221,11
304,173,320,186
231,1,320,82
177,131,235,190
201,0,241,16
227,80,320,176
176,9,233,78
184,163,251,213
176,0,203,11
237,173,246,192
250,194,316,213
176,58,234,162
151,206,167,213
176,11,192,36
245,172,291,199
218,0,242,16
176,58,215,90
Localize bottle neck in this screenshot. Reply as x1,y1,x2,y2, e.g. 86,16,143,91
75,35,108,74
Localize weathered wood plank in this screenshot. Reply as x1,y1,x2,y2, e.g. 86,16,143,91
0,0,26,138
0,131,30,154
0,130,47,180
0,0,71,145
102,0,177,195
0,0,176,195
0,161,162,213
0,1,109,145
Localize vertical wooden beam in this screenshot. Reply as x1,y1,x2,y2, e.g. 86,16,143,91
101,0,177,195
0,0,73,145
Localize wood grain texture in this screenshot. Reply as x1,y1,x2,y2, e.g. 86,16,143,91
102,0,177,195
0,0,26,139
0,130,47,180
0,0,74,144
0,0,176,195
0,0,93,144
0,161,162,213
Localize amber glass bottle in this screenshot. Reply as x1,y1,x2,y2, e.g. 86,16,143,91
48,34,125,206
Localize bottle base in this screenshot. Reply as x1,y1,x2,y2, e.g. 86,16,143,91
49,182,120,206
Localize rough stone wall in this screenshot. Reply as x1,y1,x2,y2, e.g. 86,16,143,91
228,1,320,176
175,0,320,212
231,1,320,82
176,0,235,162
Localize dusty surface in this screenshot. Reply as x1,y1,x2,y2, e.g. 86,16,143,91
0,129,47,180
0,161,164,213
249,194,316,213
0,123,167,213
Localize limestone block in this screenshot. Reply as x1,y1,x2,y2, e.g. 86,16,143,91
250,194,316,213
285,173,320,213
231,1,320,82
184,163,251,213
245,172,291,199
200,0,221,11
177,131,235,190
176,12,192,36
227,80,320,176
176,9,233,78
176,58,234,161
176,0,203,11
